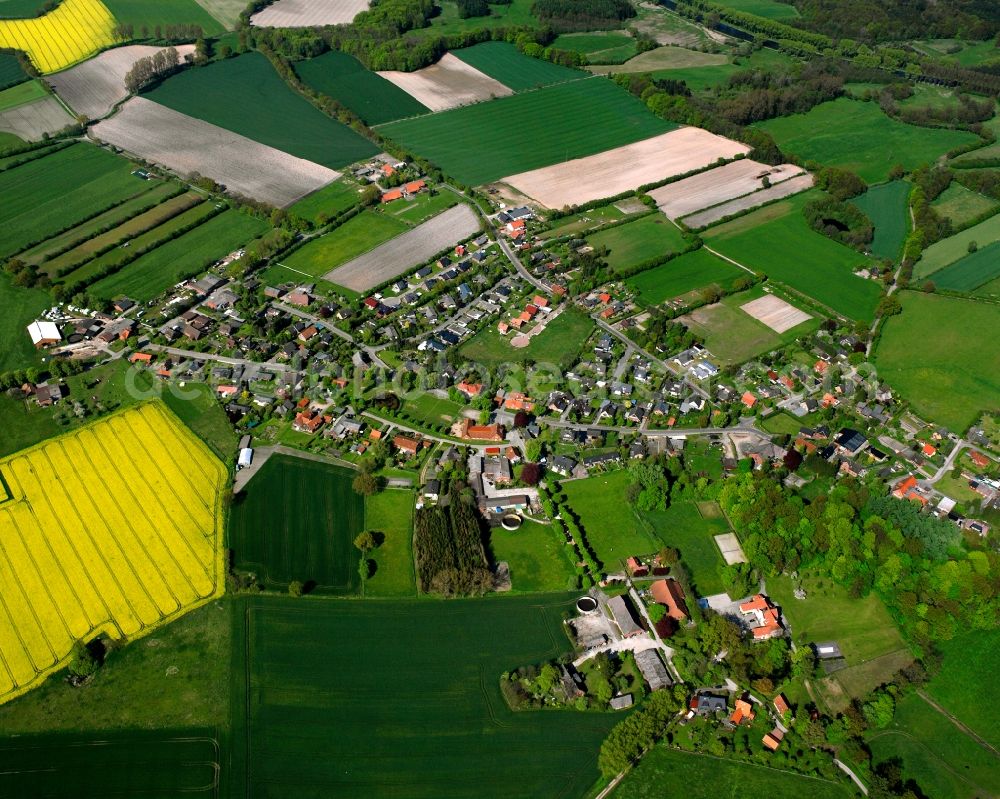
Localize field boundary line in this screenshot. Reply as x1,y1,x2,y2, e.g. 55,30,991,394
866,729,992,795
916,689,1000,758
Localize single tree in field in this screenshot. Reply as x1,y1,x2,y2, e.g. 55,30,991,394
288,580,303,597
354,531,377,553
352,471,380,496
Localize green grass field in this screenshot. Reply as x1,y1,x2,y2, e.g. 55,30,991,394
626,248,745,306
488,518,578,593
931,182,998,228
869,692,1000,799
915,212,1000,279
761,411,807,435
295,50,429,125
931,239,1000,291
850,180,910,260
364,488,416,597
459,307,595,365
386,189,457,224
715,0,799,19
378,78,675,186
587,45,730,76
418,0,538,36
284,210,409,277
103,0,224,34
146,52,378,169
0,143,148,259
679,286,819,364
611,746,852,799
229,453,364,593
563,470,659,566
703,192,881,321
290,179,362,223
404,392,465,426
453,41,585,90
229,595,619,799
909,38,1000,68
552,31,637,64
640,502,728,596
542,203,627,238
875,291,1000,431
90,208,268,301
648,46,792,92
588,213,688,272
0,271,52,375
757,98,979,183
0,52,27,91
0,78,44,111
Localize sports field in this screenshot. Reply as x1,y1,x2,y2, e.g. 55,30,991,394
102,0,224,34
703,193,882,321
589,213,689,272
89,208,268,301
931,240,1000,292
459,306,594,365
850,180,910,261
0,402,226,705
875,291,1000,432
295,50,429,125
914,212,1000,279
757,98,978,183
611,746,852,799
626,247,745,305
230,595,619,799
452,41,585,91
284,210,409,277
145,52,378,169
640,501,728,596
0,143,148,259
488,518,578,593
378,77,675,186
228,453,364,593
0,0,115,73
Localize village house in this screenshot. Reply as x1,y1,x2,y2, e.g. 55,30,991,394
738,594,783,640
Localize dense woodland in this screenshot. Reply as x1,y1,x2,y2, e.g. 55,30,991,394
413,492,492,594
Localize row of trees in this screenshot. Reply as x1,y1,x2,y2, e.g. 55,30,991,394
124,47,180,93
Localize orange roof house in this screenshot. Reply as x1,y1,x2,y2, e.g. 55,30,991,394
456,381,482,398
518,311,532,324
774,694,790,716
922,443,937,457
509,317,523,329
533,295,549,308
600,307,615,319
381,163,395,176
217,385,238,397
404,179,425,194
293,411,324,434
892,475,927,505
461,419,503,441
129,352,153,364
503,392,534,412
498,321,510,334
970,451,990,468
599,292,611,304
650,579,689,621
763,729,784,751
741,391,757,409
739,594,783,640
626,557,648,577
382,188,403,202
730,698,755,726
814,360,828,374
821,392,837,408
369,429,383,441
392,434,420,455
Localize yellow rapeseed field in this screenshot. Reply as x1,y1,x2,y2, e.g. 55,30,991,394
0,401,226,704
0,0,116,74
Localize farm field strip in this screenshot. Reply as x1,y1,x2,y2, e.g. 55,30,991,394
931,239,1000,291
378,53,513,112
0,95,71,140
626,247,746,305
741,292,812,332
504,127,751,209
849,179,910,261
0,78,45,111
451,41,586,91
250,0,368,27
325,203,480,292
0,402,225,704
47,44,196,121
93,97,340,207
914,212,1000,279
681,173,814,229
0,0,116,73
586,44,730,75
649,158,801,219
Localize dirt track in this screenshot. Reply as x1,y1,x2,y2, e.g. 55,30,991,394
92,98,340,207
503,128,751,209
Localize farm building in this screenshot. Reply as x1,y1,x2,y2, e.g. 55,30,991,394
27,320,61,348
238,448,253,469
650,579,688,621
608,595,644,638
634,649,671,691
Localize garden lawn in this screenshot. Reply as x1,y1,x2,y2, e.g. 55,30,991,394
228,453,364,592
931,182,998,228
756,98,978,183
588,213,688,272
850,180,910,260
102,0,224,33
626,247,745,305
563,470,659,567
868,692,1000,799
459,307,595,366
377,77,675,186
145,52,378,169
289,179,361,223
761,412,806,435
488,518,578,593
89,209,268,301
295,50,429,125
283,211,408,277
228,594,619,799
703,192,881,321
453,41,585,90
611,746,852,799
640,502,728,596
0,142,147,259
364,488,416,597
875,291,1000,431
914,211,1000,279
932,240,1000,291
404,392,464,426
552,31,636,64
0,271,51,374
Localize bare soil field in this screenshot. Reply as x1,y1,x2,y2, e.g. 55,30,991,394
378,54,512,113
0,96,71,140
48,44,196,121
740,293,811,333
92,98,340,207
681,173,814,229
503,127,750,209
324,203,479,292
251,0,369,27
648,159,802,219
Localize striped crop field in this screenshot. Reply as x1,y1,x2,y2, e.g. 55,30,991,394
0,0,116,74
0,401,227,704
